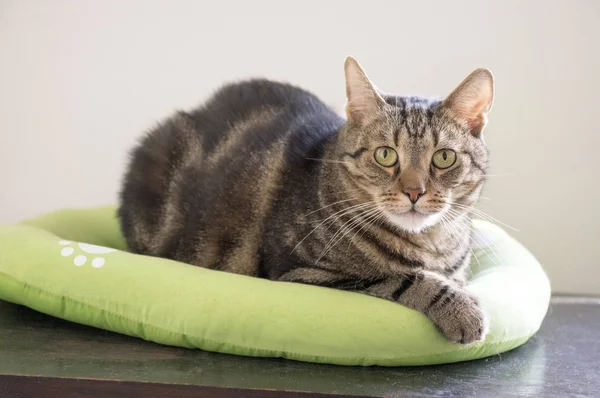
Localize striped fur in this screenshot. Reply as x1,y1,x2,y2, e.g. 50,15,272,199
119,57,494,344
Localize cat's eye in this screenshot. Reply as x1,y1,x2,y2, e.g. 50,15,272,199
432,149,457,169
374,147,398,167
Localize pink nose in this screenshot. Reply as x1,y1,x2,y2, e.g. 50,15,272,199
404,188,426,204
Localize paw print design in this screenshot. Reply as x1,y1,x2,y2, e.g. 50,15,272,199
58,240,117,268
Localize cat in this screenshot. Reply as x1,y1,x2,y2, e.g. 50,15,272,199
119,57,494,344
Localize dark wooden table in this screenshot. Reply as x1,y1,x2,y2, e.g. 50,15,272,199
1,297,599,397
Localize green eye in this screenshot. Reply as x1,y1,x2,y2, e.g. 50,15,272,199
432,149,457,169
374,147,398,167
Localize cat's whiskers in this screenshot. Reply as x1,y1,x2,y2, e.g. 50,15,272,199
446,201,518,232
351,211,388,278
320,206,382,255
304,197,359,217
476,202,513,210
439,212,466,250
316,206,382,264
317,207,382,265
358,213,389,281
347,208,384,249
445,208,504,266
305,201,378,225
441,212,490,273
291,201,378,254
448,213,484,270
439,212,482,275
329,187,365,195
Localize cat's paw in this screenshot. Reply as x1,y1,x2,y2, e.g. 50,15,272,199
428,289,488,345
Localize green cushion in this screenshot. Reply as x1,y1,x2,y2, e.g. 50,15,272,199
0,206,550,366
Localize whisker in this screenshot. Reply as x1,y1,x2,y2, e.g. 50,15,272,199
329,187,365,195
446,201,519,232
322,207,381,253
444,209,500,266
303,197,358,217
308,202,378,224
348,209,384,248
476,202,515,210
439,212,482,274
317,209,377,262
316,207,381,264
291,201,378,254
446,208,505,265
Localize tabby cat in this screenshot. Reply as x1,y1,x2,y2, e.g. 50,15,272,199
119,57,494,344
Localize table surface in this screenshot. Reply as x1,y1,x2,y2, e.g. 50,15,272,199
1,297,599,397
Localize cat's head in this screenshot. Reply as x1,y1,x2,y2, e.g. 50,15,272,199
337,57,494,233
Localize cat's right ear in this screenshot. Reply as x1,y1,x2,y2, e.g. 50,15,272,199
441,68,495,138
344,56,386,125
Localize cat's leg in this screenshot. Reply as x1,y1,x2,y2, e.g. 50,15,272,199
280,267,487,344
278,267,387,291
366,271,488,344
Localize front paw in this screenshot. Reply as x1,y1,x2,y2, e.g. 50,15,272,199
428,289,488,344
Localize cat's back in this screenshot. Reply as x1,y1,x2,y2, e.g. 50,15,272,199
119,78,343,274
190,79,340,153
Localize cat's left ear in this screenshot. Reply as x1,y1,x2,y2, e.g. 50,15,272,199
441,68,494,137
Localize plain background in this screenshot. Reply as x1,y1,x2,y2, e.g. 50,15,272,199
1,1,598,294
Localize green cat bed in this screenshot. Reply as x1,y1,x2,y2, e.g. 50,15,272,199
0,206,550,366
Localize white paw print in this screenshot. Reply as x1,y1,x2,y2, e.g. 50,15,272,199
58,240,117,268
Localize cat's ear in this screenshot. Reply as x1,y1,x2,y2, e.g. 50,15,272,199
441,68,494,137
344,56,386,125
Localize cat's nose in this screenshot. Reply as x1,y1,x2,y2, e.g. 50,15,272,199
404,188,426,204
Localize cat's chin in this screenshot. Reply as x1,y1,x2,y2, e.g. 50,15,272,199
386,211,441,234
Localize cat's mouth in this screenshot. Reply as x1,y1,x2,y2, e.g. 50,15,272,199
386,208,442,233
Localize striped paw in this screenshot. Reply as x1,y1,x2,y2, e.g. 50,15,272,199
428,288,488,344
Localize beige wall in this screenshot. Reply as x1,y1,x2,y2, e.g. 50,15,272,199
1,0,599,294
